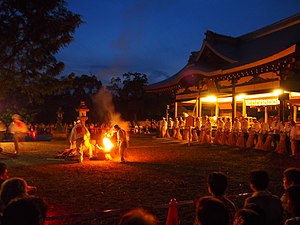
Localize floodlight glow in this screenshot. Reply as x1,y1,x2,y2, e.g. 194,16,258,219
202,95,217,102
236,94,246,101
273,89,283,96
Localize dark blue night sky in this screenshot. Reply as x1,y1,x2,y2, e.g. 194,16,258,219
56,0,300,85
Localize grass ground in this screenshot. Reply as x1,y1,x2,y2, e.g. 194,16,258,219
0,134,299,225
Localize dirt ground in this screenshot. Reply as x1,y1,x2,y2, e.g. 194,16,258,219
0,134,299,225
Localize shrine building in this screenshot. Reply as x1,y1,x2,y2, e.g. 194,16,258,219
145,13,300,123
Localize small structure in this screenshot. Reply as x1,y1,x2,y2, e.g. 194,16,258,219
53,107,67,138
76,101,90,125
56,107,64,133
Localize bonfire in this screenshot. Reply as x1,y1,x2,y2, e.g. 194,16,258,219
56,132,117,161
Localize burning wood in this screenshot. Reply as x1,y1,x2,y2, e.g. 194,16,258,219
56,134,116,161
92,134,116,160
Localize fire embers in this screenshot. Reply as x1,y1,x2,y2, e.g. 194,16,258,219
102,137,113,152
92,136,117,160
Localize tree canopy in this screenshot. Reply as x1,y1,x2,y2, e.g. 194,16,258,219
107,72,172,122
0,1,170,124
0,0,82,106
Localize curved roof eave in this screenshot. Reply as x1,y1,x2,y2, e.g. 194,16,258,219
219,44,297,76
145,64,222,92
240,13,300,41
195,40,238,63
145,44,297,92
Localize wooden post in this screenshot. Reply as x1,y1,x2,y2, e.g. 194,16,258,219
231,79,236,124
199,98,202,118
265,106,268,123
293,105,297,122
242,99,246,117
215,99,219,118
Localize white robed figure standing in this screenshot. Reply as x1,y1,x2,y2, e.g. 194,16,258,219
8,114,28,155
69,118,92,163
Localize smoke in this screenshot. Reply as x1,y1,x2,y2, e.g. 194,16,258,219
92,87,130,131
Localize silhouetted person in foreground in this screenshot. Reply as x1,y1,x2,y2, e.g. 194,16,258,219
2,196,48,225
117,208,158,225
195,196,229,225
233,208,262,225
244,170,283,225
281,167,300,219
206,172,236,225
285,185,300,225
0,163,9,186
0,177,29,209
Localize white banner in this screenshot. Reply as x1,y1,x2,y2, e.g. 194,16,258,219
245,98,279,106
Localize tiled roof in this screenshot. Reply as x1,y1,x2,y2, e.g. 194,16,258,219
146,13,300,92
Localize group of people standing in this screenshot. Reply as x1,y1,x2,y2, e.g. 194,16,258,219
155,115,299,158
213,115,298,158
69,118,128,163
156,116,213,141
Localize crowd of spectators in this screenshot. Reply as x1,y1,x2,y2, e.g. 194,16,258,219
114,167,300,225
0,160,299,225
0,162,46,225
0,114,298,224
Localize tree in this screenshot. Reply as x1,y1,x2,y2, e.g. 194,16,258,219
35,73,102,124
0,0,82,108
108,72,148,121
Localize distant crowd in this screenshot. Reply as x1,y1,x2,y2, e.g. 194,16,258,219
146,115,299,158
0,162,299,225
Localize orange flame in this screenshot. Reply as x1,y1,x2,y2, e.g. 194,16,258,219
103,137,113,152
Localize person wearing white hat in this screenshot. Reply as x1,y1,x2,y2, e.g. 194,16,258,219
8,114,28,155
69,117,92,163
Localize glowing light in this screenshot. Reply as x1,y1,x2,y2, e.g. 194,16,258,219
273,89,283,96
236,94,246,101
217,97,232,103
183,112,189,117
30,130,36,139
102,137,113,152
202,95,217,103
105,154,112,160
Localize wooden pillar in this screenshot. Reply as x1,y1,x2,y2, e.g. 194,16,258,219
166,105,169,121
195,98,199,117
264,106,268,123
175,102,178,118
199,98,202,118
279,100,284,122
293,105,297,122
242,99,246,117
231,79,236,124
215,99,219,118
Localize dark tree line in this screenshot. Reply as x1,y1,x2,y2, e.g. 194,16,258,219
0,0,171,125
29,72,171,125
107,72,172,123
0,0,82,124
